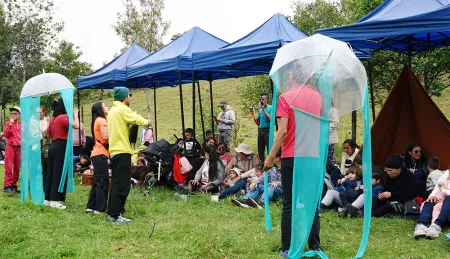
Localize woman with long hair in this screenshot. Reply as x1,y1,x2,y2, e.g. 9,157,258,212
187,144,226,193
86,102,110,214
45,98,79,209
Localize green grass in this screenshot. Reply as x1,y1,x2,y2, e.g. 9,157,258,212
1,168,450,258
3,79,450,258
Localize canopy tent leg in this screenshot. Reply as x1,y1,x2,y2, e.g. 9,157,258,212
77,89,81,154
179,71,187,152
368,60,376,122
270,78,278,131
192,72,196,137
197,81,206,142
209,73,215,137
153,86,157,141
352,111,357,142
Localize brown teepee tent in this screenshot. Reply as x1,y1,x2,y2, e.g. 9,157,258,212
371,65,450,169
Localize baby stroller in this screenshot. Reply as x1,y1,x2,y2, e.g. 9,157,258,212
140,139,180,191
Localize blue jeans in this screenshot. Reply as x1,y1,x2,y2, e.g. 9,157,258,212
418,196,450,226
219,178,247,199
244,184,282,203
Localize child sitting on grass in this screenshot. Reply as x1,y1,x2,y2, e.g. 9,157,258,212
134,151,148,166
426,156,443,193
232,152,282,209
320,165,363,214
223,168,241,189
76,155,91,174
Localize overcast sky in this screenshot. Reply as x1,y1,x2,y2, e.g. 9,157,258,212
53,0,298,70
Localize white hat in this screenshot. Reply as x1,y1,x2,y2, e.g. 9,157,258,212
229,167,242,176
9,106,21,114
234,143,253,155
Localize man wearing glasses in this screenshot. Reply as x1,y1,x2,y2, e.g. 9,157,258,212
3,107,21,193
372,155,417,217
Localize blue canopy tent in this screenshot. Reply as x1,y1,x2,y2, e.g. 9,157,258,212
316,0,450,122
192,13,369,138
127,26,229,146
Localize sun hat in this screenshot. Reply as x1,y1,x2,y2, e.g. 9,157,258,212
9,106,21,114
234,143,253,155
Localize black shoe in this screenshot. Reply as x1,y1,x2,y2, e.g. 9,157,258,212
337,204,351,218
247,198,263,209
231,198,250,208
308,246,324,252
3,187,14,193
347,204,362,218
11,186,20,194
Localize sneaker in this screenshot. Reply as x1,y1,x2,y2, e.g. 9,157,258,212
3,187,14,193
337,204,351,218
93,210,105,215
11,186,20,194
231,198,250,208
107,215,132,223
174,193,187,201
0,160,4,165
279,250,288,258
50,201,66,210
248,198,263,209
86,208,94,213
308,246,324,252
347,205,363,218
413,223,428,238
44,200,50,206
210,195,219,202
426,223,441,238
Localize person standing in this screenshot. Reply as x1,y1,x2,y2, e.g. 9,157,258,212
214,100,235,150
73,122,86,156
86,102,110,214
40,105,51,191
251,93,272,162
3,107,21,193
46,99,80,209
107,87,150,223
264,84,323,256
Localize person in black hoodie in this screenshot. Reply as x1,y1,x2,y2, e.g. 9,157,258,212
403,142,428,198
372,155,417,217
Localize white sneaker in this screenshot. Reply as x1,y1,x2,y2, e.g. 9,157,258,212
413,224,428,238
44,200,50,206
426,223,441,238
86,208,94,213
0,160,4,165
93,210,105,215
211,195,219,202
50,201,66,210
174,193,187,201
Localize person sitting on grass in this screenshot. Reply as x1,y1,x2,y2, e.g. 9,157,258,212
76,155,91,175
320,165,363,215
426,156,443,194
372,155,417,218
134,151,148,166
136,159,146,167
174,145,225,201
339,165,385,218
211,157,262,202
223,167,241,189
414,167,450,239
217,142,232,168
202,128,218,148
232,151,282,209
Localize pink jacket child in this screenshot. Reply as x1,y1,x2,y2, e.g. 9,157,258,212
422,170,450,223
3,106,21,193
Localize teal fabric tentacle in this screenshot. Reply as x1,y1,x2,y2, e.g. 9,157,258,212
58,88,75,193
354,84,373,259
264,81,279,231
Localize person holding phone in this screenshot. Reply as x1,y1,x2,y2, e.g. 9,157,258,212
214,100,235,150
251,93,272,162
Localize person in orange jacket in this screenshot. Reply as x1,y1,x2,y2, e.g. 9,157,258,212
3,106,21,194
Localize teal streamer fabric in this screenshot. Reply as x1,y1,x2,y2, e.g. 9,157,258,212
59,88,75,193
354,85,373,259
20,96,44,204
264,82,279,231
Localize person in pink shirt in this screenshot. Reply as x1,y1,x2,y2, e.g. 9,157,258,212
265,83,322,256
3,107,21,194
217,142,232,169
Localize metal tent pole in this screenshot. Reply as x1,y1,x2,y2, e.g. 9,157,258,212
270,78,278,131
178,71,187,152
209,73,215,137
368,60,376,122
352,111,357,142
153,85,157,141
192,72,196,137
197,81,206,142
77,89,82,154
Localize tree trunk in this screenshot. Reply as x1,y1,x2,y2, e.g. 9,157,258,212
145,88,151,120
98,89,104,100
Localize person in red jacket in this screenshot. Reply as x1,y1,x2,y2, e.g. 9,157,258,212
3,106,21,193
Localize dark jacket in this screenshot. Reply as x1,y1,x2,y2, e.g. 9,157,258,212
372,183,385,199
339,179,363,206
182,139,202,158
384,169,417,203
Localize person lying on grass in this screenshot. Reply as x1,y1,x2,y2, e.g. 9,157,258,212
232,150,282,209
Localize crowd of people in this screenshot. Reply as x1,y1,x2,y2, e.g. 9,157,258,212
2,86,450,257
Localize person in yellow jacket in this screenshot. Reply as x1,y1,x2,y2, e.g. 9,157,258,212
106,87,150,223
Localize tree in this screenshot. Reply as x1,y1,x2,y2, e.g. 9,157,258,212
43,40,94,107
114,0,171,119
